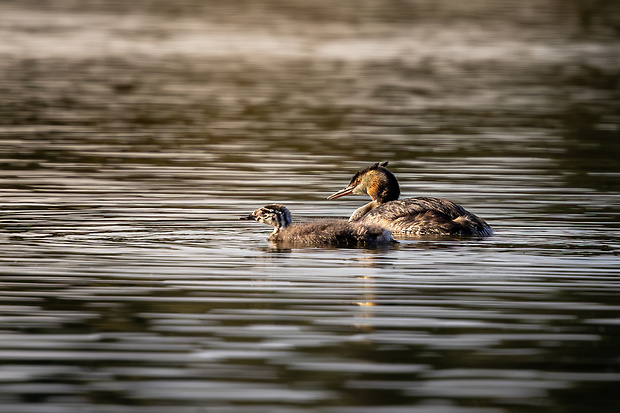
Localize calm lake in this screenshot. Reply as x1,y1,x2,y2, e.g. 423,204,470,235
1,1,619,412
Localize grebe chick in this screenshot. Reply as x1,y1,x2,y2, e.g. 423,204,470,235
327,162,493,237
240,204,395,247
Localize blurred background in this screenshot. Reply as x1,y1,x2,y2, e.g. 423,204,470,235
0,1,619,412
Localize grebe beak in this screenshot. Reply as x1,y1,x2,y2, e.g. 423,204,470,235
327,185,355,200
239,213,256,221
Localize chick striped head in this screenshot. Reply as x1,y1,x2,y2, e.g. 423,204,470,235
242,204,292,228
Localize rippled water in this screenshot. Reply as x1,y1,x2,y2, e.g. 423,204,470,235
1,1,620,412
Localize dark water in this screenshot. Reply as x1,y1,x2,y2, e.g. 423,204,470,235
1,1,620,412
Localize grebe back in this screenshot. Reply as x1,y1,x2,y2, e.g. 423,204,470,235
241,204,395,247
327,162,493,237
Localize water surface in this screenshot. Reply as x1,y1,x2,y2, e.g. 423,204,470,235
1,1,619,412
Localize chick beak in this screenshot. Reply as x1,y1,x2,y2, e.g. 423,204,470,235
239,213,257,221
327,185,355,200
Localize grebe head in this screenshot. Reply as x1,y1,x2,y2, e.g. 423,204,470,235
327,161,400,204
240,204,292,229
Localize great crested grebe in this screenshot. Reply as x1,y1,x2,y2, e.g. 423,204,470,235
327,162,493,237
240,204,395,247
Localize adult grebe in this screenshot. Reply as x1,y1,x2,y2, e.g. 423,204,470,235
240,204,395,247
327,162,493,237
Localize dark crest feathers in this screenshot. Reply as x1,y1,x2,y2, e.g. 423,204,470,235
350,161,390,184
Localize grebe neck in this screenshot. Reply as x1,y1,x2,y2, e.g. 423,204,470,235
349,201,380,222
268,226,282,241
367,167,400,204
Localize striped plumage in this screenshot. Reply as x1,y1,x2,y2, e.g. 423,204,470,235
241,204,395,247
328,162,493,237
